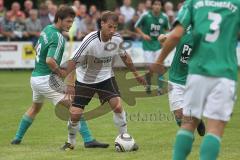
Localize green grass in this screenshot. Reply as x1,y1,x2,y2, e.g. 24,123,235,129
0,70,239,160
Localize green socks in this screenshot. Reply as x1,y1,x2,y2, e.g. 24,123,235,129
14,114,33,140
173,129,194,160
200,133,221,160
79,118,94,143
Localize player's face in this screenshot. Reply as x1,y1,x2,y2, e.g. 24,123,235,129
60,16,74,32
152,1,162,13
101,20,118,40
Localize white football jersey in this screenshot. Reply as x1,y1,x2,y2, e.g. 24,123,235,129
71,31,126,84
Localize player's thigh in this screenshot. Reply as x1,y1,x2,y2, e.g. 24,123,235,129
168,81,185,112
203,78,236,121
30,77,45,104
72,81,96,109
32,75,65,106
97,77,121,105
183,74,213,119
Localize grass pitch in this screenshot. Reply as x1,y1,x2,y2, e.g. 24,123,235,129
0,70,239,160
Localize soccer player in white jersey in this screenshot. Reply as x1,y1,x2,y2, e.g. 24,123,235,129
11,6,109,149
61,11,146,150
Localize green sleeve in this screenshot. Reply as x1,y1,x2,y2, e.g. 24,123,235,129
175,0,192,30
134,13,146,28
47,32,64,59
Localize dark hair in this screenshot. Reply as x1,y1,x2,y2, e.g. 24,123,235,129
54,6,75,23
152,0,163,6
100,11,118,23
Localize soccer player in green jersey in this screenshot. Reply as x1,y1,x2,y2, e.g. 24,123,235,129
11,6,109,149
151,0,240,159
135,0,169,95
158,26,205,136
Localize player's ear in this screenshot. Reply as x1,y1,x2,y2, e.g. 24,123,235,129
101,21,105,29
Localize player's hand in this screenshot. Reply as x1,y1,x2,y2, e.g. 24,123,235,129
149,63,167,75
57,68,68,78
135,75,147,86
142,34,151,41
158,34,167,45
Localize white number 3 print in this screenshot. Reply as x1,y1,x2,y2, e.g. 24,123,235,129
205,12,222,42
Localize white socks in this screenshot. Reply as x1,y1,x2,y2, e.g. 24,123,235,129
67,120,79,146
113,111,127,134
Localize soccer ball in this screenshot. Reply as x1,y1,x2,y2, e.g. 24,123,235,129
114,133,138,152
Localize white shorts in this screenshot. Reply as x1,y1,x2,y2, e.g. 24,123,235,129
183,74,236,121
30,75,65,106
168,81,185,112
143,50,160,64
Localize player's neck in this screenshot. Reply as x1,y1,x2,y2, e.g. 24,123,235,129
152,11,160,17
100,31,110,42
53,23,61,32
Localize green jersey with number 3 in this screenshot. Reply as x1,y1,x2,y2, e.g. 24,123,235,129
176,0,240,81
135,11,170,51
169,26,193,85
32,25,65,77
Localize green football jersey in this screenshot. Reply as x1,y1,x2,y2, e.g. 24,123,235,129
32,25,66,77
135,11,170,51
169,26,193,85
176,0,240,81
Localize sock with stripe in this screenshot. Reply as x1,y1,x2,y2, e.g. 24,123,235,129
200,133,221,160
173,129,194,160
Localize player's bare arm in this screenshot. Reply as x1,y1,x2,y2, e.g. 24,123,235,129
46,57,67,78
120,52,147,86
149,24,185,74
135,27,151,41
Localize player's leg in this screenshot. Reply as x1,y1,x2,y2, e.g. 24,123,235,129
98,77,127,134
173,74,209,160
153,50,164,95
60,82,109,150
168,82,184,127
11,76,45,144
144,51,153,94
200,77,236,160
109,97,127,134
168,81,205,136
11,102,43,144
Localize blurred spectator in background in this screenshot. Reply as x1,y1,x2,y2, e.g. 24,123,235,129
145,0,152,11
136,1,146,16
118,13,140,40
78,4,87,20
76,14,97,40
0,0,6,21
24,0,33,18
45,0,53,7
0,0,5,40
7,2,25,22
1,11,15,41
39,3,51,28
13,13,28,41
48,4,57,23
89,4,100,21
164,1,175,24
73,0,81,17
26,9,42,45
120,0,135,24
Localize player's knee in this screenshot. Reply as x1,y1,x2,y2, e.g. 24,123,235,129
70,106,83,122
113,104,123,113
28,103,42,116
174,108,183,120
